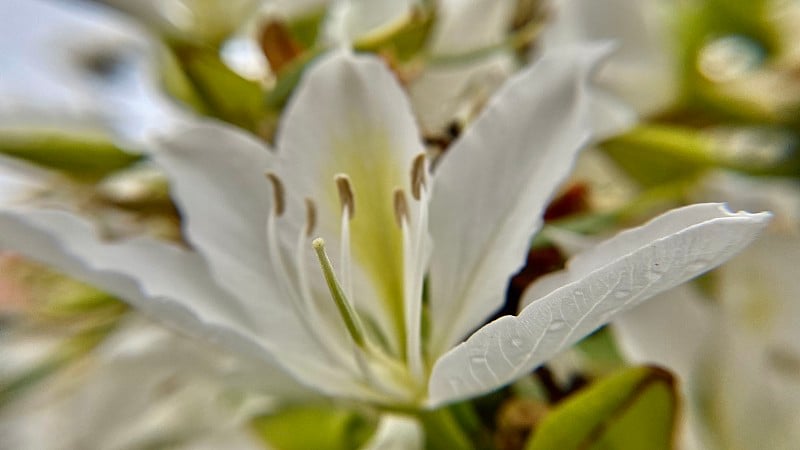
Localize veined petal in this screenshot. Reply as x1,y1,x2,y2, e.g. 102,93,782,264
275,50,427,354
427,204,770,406
427,45,607,355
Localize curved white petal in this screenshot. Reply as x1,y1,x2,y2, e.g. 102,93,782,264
154,120,376,397
275,50,427,354
154,121,277,310
0,204,366,398
427,204,770,406
427,45,608,354
541,0,678,118
360,414,424,450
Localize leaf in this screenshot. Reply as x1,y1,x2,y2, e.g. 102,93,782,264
525,366,678,450
251,405,375,450
172,45,266,132
0,130,140,179
601,125,715,187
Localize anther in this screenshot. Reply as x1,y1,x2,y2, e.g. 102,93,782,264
312,238,365,347
335,174,355,219
410,154,427,201
393,188,409,227
304,198,317,237
264,172,285,216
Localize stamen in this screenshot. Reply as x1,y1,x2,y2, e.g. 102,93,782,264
304,198,317,237
339,200,354,300
410,154,427,201
335,174,355,219
312,238,366,347
264,172,285,216
393,188,409,227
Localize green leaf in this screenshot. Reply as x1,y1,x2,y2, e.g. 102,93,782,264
172,45,266,132
419,406,475,450
576,327,625,374
251,405,375,450
525,366,678,450
601,125,714,187
0,129,140,179
286,8,327,49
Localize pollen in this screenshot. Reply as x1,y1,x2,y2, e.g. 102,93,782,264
393,188,409,227
410,154,427,201
264,172,285,216
335,174,355,219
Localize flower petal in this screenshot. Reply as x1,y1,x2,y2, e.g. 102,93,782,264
360,414,423,450
541,0,678,117
0,204,366,398
154,120,382,397
274,50,426,353
427,204,770,406
427,45,607,354
613,285,712,379
153,121,277,309
0,155,52,203
324,0,418,44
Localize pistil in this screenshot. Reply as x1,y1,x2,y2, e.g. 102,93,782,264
313,238,367,348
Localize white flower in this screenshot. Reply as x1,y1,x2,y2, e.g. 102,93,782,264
614,173,800,450
0,47,769,408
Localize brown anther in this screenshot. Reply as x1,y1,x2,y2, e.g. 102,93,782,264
410,154,427,200
304,198,317,237
265,172,285,216
393,188,409,228
335,174,355,219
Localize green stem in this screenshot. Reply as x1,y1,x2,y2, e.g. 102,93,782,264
419,407,475,450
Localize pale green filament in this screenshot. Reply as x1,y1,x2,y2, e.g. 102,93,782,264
312,238,366,348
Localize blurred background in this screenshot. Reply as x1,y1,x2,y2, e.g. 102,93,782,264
1,0,799,449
